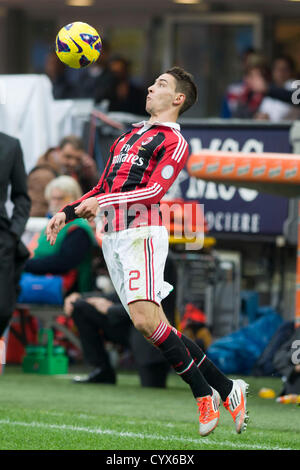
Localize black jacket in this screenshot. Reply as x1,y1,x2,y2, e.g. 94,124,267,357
0,132,31,239
273,326,300,395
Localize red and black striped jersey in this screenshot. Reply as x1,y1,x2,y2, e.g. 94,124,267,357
61,121,189,231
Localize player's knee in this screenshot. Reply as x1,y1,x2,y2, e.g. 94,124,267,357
131,313,151,336
129,301,158,337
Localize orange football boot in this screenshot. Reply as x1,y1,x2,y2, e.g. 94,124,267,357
197,388,220,436
223,379,249,433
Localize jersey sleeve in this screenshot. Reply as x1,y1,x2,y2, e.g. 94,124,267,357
60,133,129,223
95,132,189,210
60,154,112,223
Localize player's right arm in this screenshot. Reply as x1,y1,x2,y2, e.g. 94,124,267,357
46,137,119,245
46,163,106,246
46,211,66,246
57,133,127,225
46,177,105,245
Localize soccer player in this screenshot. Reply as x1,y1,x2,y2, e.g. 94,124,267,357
46,66,249,436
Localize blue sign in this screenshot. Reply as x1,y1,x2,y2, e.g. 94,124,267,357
169,124,292,236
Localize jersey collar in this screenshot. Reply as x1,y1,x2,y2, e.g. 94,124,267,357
132,120,181,131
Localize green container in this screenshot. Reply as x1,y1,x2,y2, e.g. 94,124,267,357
22,328,68,375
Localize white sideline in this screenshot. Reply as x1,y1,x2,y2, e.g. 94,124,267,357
0,419,291,450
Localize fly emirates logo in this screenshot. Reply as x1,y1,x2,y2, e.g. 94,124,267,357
112,152,144,167
113,143,145,167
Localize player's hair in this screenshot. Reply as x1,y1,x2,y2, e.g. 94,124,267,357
165,66,198,115
45,175,82,201
59,135,84,151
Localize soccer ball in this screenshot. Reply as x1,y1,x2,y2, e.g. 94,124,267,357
55,22,102,69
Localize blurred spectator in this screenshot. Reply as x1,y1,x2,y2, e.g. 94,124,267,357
273,324,300,395
27,162,58,217
65,291,131,384
0,134,31,336
232,63,271,119
45,52,76,100
29,135,99,216
222,51,300,121
252,321,295,377
221,49,266,118
96,56,147,115
256,55,300,122
53,136,99,192
25,176,96,294
271,55,296,88
75,39,117,102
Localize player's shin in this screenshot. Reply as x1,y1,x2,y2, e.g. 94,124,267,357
147,321,212,398
172,327,233,401
147,321,221,436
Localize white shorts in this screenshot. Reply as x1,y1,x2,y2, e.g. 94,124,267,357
101,225,173,315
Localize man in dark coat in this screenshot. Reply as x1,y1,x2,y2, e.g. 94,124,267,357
0,133,31,336
273,325,300,395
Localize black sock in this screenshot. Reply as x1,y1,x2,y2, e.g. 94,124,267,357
147,321,211,398
172,327,233,401
199,358,233,401
0,316,10,337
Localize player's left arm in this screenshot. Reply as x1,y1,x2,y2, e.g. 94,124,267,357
92,134,189,210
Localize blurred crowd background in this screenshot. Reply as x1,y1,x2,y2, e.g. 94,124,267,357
1,0,300,119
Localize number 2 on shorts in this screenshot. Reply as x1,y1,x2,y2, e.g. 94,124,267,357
129,270,140,291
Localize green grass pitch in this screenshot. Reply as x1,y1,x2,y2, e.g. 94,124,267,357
0,367,299,450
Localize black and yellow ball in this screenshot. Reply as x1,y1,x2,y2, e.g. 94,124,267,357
55,21,102,69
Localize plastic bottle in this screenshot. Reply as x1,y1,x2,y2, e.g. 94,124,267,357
276,394,300,404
